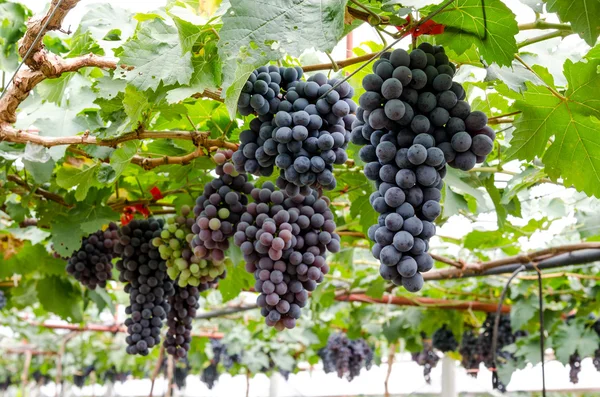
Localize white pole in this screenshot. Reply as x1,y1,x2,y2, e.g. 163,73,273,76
269,373,281,397
441,355,457,397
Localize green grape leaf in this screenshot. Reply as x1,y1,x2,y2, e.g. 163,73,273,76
56,163,100,201
553,322,598,363
122,85,150,132
510,295,538,330
483,176,506,227
115,18,193,91
505,60,600,197
110,141,137,178
546,0,600,46
218,0,348,118
36,276,83,322
78,3,135,52
426,0,518,66
350,194,378,239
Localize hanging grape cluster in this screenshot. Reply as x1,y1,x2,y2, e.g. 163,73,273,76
594,318,600,371
174,362,189,389
568,352,582,384
318,333,373,381
201,363,220,390
65,223,119,290
73,365,95,388
234,67,357,196
0,290,6,310
210,338,242,370
164,285,200,359
234,182,340,329
114,219,175,356
0,377,11,392
191,149,253,279
459,330,480,377
353,44,497,291
432,324,458,352
411,336,439,384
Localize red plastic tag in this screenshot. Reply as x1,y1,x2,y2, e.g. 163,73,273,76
150,186,163,200
397,14,445,38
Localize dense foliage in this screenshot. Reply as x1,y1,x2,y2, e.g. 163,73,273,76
1,0,600,393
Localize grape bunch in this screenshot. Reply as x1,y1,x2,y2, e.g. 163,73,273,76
114,219,175,356
151,206,208,287
568,352,582,384
318,333,373,382
411,337,439,384
191,150,253,276
593,318,600,371
353,45,494,292
234,69,357,197
210,339,242,370
238,65,303,117
73,365,94,388
234,182,340,329
65,223,119,289
0,290,6,310
477,313,518,368
201,363,220,389
432,324,458,352
270,72,356,195
0,377,11,392
174,363,188,389
32,371,50,385
164,285,200,359
459,330,481,376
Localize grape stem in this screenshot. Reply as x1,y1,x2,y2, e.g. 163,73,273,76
6,174,72,208
148,345,165,397
514,54,566,100
517,30,574,49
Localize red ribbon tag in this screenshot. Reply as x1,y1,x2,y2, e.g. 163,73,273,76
121,204,150,225
150,186,163,200
397,14,445,38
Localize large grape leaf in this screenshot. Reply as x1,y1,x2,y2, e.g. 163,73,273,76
546,0,600,46
218,0,348,118
504,60,600,197
426,0,518,66
78,3,135,53
36,276,83,322
115,18,193,92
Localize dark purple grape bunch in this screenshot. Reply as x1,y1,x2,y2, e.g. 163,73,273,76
411,337,439,384
238,65,303,117
0,290,6,310
73,365,95,388
66,223,119,289
355,44,497,292
233,117,278,177
270,72,356,195
164,284,199,360
233,182,340,330
318,333,373,381
459,330,481,377
569,352,582,384
201,363,220,389
114,219,175,356
191,149,253,269
432,324,458,352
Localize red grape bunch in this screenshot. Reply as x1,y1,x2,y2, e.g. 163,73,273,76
191,149,253,280
318,333,374,381
233,182,340,329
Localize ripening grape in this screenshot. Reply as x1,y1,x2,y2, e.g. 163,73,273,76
66,223,119,289
234,182,340,329
201,363,220,389
114,219,175,356
191,150,253,281
318,333,373,381
459,330,481,377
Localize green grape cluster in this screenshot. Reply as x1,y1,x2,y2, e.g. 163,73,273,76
151,206,224,287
